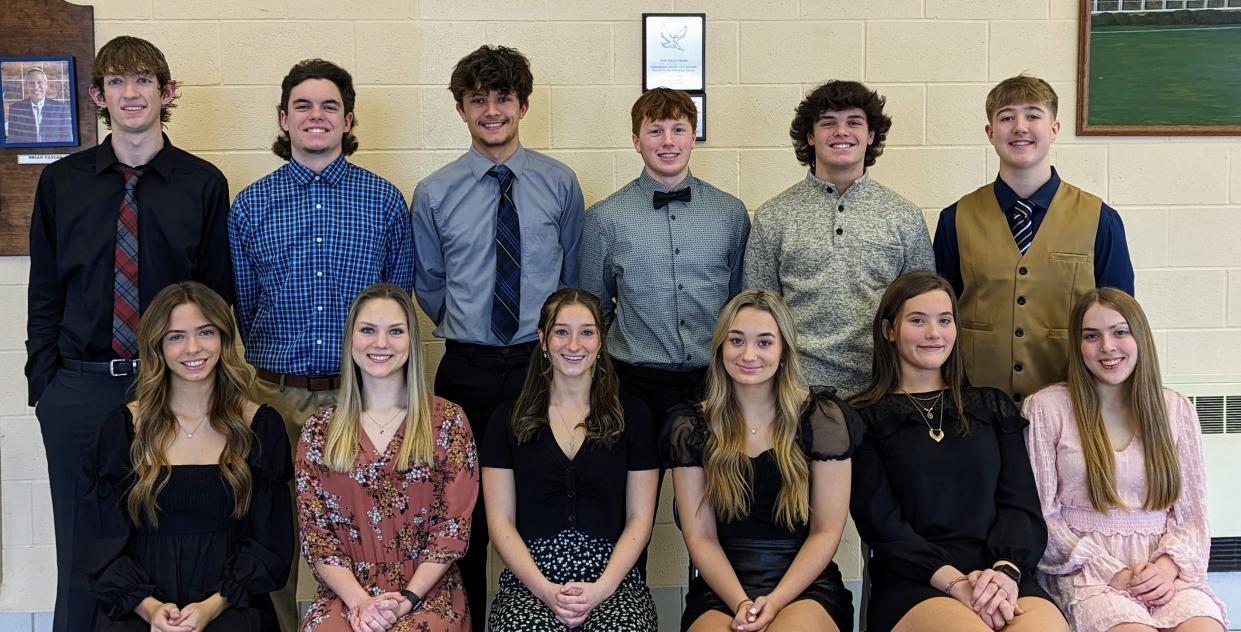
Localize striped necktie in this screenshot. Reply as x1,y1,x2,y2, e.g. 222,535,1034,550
112,166,144,358
1008,198,1035,255
488,164,521,344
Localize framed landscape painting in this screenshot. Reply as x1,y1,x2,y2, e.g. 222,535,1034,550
1077,0,1241,135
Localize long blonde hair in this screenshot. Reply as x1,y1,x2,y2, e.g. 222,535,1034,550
701,289,810,530
1067,288,1180,511
128,282,255,526
324,284,434,472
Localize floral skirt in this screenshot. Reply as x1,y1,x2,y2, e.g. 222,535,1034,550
488,529,657,631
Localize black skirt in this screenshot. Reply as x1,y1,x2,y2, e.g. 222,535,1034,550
681,537,853,632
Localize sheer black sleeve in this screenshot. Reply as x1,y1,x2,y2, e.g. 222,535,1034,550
72,407,153,619
974,388,1048,575
801,386,863,461
660,401,707,469
216,406,294,607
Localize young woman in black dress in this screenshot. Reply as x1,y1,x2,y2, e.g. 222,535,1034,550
663,288,859,632
482,288,660,631
74,282,293,632
848,270,1068,632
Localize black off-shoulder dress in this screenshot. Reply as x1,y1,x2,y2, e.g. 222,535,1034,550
661,386,862,632
73,405,294,632
850,387,1054,632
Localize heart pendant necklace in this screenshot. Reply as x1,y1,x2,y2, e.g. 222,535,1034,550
904,391,946,443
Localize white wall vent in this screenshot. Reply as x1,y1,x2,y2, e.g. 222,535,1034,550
1187,394,1241,434
1167,382,1241,539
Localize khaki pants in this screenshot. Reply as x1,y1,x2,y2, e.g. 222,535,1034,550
251,376,338,632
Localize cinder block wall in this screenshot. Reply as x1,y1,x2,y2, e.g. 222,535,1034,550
3,0,1241,616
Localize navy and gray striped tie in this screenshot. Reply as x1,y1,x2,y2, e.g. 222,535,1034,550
488,164,521,343
1008,199,1035,255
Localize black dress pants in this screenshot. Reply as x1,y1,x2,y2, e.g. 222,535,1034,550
434,340,534,632
35,368,133,632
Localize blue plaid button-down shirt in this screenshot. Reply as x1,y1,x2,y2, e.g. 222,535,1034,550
229,155,413,375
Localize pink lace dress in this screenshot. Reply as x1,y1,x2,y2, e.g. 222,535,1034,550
1023,384,1227,632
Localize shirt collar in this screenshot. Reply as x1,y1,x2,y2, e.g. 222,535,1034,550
466,144,528,181
636,169,696,196
994,166,1060,210
803,168,871,197
286,153,349,186
94,133,177,180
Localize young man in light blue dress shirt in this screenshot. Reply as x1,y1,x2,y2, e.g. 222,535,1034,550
410,44,585,631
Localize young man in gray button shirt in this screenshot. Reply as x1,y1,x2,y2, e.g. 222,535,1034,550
579,86,748,451
744,81,934,398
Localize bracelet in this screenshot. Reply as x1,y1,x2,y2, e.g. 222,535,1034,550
944,575,969,595
992,561,1022,584
734,597,753,613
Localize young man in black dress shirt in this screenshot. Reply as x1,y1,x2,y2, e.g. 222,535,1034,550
25,36,233,632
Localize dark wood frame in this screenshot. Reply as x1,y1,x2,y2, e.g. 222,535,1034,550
1077,0,1241,135
642,13,706,92
1,55,81,149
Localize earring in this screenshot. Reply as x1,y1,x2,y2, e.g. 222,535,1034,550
542,349,549,360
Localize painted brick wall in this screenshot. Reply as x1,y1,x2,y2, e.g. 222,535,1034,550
3,0,1240,615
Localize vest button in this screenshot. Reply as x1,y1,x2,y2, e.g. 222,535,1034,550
1013,393,1022,402
1018,266,1028,275
1017,296,1026,305
1015,328,1025,337
1014,362,1024,372
838,205,845,212
835,228,843,235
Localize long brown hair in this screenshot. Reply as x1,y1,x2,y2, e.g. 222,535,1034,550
701,289,810,530
851,271,968,432
128,282,254,526
1067,288,1180,511
324,284,434,472
510,288,624,446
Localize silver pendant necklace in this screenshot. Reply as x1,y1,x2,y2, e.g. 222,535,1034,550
176,414,209,439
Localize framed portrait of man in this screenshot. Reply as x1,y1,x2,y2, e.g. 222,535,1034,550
1,55,80,148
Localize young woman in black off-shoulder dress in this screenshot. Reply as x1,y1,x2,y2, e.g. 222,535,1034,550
663,289,860,632
74,282,292,632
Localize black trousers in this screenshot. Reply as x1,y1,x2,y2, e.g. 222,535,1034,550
611,359,706,578
435,340,535,632
35,368,133,632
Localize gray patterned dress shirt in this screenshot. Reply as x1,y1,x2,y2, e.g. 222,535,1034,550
743,170,934,397
579,170,750,370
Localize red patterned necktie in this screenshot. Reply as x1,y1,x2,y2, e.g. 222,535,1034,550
112,166,143,359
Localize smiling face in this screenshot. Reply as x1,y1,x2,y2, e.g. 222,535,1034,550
24,70,47,103
986,101,1059,173
633,116,695,189
280,78,353,166
1079,302,1138,387
722,307,784,387
808,107,874,181
887,290,957,379
457,88,526,161
541,303,601,380
350,298,410,381
90,72,174,137
162,302,221,384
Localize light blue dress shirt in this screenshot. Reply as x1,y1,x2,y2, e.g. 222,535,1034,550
411,145,585,345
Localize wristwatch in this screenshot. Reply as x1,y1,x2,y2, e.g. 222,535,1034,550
992,562,1021,584
399,589,423,613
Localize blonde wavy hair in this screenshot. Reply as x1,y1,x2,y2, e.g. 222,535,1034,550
701,289,810,530
323,284,434,472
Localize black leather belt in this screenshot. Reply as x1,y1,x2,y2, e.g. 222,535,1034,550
60,358,140,377
255,368,341,391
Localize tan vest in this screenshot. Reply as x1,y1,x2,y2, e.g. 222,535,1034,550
956,181,1100,402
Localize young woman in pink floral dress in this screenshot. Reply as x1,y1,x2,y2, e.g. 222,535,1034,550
1024,288,1227,632
296,283,478,632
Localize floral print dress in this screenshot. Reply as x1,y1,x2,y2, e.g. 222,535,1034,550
296,397,479,632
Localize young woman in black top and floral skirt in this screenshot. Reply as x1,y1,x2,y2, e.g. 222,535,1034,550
663,289,859,632
848,270,1068,632
482,288,659,631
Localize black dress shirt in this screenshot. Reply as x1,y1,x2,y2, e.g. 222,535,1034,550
26,135,234,404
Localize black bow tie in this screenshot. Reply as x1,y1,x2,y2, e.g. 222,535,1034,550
652,187,691,209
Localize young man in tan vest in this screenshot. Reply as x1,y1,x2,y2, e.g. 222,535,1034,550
934,75,1134,404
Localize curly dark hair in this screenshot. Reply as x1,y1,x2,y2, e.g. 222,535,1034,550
449,45,534,107
271,59,358,160
789,81,892,169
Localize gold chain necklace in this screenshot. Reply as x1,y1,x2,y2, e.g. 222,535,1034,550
904,391,946,443
550,404,585,455
363,407,405,435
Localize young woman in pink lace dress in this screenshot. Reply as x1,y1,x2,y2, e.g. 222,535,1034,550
1024,288,1227,632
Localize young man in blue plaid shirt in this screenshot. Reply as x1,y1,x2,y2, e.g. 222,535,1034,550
228,58,413,631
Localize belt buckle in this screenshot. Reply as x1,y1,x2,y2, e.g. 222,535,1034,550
109,358,138,377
